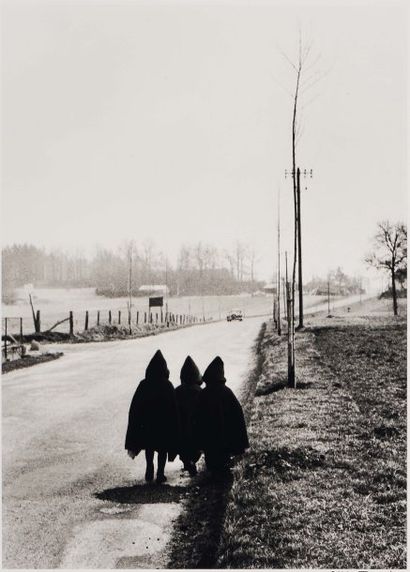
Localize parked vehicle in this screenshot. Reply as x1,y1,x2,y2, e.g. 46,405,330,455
226,309,243,322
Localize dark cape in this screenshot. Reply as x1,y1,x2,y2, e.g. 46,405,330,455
125,350,180,461
175,356,202,463
194,356,249,456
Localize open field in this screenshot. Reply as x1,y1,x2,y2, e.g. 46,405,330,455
2,286,327,335
217,303,406,569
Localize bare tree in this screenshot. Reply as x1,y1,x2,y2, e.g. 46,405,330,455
142,238,155,284
278,34,325,331
365,221,407,316
234,241,247,282
277,34,325,383
224,250,236,279
249,247,258,286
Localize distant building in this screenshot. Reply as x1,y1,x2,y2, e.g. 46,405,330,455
263,283,277,295
138,284,169,296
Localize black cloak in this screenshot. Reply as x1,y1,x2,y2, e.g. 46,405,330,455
125,350,180,461
194,356,249,456
175,356,202,463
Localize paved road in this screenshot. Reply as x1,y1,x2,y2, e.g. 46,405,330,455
2,316,264,569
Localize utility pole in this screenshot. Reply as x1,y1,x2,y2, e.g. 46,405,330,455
277,186,281,336
165,258,169,315
327,278,331,317
296,168,303,328
285,167,313,330
285,251,295,387
128,244,133,312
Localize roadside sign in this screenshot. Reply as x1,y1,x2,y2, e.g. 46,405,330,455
149,296,164,308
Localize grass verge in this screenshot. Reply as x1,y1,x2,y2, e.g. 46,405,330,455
217,317,406,569
2,352,64,374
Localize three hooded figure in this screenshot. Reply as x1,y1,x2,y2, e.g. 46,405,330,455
175,356,203,476
125,350,179,484
125,351,249,482
194,356,249,473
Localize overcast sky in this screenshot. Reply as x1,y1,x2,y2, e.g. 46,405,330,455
1,0,407,282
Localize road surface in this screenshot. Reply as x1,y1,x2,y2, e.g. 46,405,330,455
2,316,264,569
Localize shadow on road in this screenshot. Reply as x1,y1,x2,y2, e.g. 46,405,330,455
167,470,234,568
95,483,187,504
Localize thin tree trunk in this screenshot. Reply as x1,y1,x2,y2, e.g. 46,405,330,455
291,64,301,322
391,260,398,316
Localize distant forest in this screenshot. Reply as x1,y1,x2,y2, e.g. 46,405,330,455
2,241,265,303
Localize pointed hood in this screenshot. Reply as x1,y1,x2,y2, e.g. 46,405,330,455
202,356,226,385
180,356,202,386
145,350,169,381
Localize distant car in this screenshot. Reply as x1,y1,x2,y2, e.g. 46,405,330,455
227,309,243,322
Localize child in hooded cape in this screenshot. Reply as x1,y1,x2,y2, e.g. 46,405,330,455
194,356,249,474
175,356,203,476
125,350,180,484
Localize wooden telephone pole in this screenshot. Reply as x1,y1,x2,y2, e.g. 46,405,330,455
296,168,313,329
277,186,281,336
285,167,313,330
128,244,133,312
285,251,295,386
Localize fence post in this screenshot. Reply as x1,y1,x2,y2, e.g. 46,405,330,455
128,310,131,334
156,313,158,324
97,311,100,326
144,312,147,324
69,311,74,336
20,317,23,343
4,318,8,360
36,310,41,333
109,310,112,325
136,311,139,325
118,310,121,325
85,311,89,331
161,310,163,323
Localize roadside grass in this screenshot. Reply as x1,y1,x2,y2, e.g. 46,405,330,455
217,318,406,569
2,352,63,374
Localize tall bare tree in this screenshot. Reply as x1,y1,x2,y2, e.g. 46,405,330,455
366,221,407,316
277,34,324,383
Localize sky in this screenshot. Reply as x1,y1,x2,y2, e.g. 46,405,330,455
1,0,407,283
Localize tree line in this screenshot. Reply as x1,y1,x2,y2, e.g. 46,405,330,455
2,240,264,303
304,267,365,296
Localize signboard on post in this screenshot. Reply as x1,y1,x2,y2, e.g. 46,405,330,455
149,296,164,308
